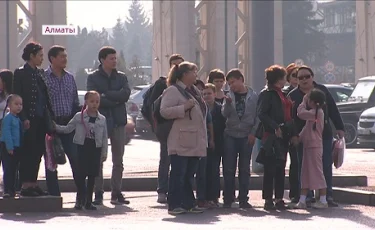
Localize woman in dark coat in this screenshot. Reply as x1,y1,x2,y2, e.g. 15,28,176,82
257,65,294,210
13,42,54,196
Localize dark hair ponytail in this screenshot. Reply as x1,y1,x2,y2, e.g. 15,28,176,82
313,103,321,131
309,88,326,131
167,64,179,86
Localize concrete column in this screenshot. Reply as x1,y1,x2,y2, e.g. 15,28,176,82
236,0,252,85
29,0,67,69
251,1,274,92
202,0,236,77
0,1,19,70
152,0,196,82
274,1,283,65
355,1,375,80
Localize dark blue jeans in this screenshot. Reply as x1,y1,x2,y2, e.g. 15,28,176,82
167,155,199,210
206,148,221,201
1,146,20,195
223,134,252,203
196,156,207,201
157,141,169,195
46,132,79,196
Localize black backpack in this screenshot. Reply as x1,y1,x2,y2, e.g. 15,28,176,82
152,84,192,142
141,85,154,123
141,77,167,125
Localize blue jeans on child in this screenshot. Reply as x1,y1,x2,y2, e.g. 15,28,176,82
1,145,20,195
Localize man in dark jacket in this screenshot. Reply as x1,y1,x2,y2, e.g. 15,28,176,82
288,65,344,207
87,46,131,205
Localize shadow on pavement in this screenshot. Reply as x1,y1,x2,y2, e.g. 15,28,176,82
0,205,137,224
276,205,375,229
162,204,375,228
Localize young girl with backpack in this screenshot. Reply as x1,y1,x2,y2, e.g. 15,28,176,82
294,89,328,209
54,91,108,210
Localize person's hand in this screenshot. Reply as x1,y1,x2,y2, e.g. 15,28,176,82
275,127,283,138
248,134,256,145
8,150,13,155
23,120,30,130
184,99,195,111
303,94,309,103
101,152,107,162
225,95,232,104
291,136,299,146
336,130,345,139
209,139,215,149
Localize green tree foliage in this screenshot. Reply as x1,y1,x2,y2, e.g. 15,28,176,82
67,27,110,72
128,55,148,87
125,0,152,65
75,67,88,90
117,50,132,76
110,18,127,52
282,1,326,65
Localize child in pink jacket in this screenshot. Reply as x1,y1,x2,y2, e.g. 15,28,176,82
294,89,328,209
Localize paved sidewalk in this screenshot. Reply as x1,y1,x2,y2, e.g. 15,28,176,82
0,192,375,229
1,138,373,185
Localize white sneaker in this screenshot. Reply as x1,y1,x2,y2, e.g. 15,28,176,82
312,201,328,209
292,202,307,209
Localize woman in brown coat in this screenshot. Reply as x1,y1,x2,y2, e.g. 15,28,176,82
160,61,207,215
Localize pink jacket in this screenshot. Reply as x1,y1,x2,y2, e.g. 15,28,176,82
160,81,207,157
297,102,324,148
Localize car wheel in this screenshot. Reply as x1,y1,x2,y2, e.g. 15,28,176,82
344,122,357,147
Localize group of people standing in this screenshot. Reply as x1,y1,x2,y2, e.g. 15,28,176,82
0,42,345,214
0,42,131,211
144,55,344,215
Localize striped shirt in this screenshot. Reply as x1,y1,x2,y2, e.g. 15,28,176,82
44,67,79,117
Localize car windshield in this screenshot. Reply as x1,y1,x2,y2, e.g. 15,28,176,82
349,81,375,103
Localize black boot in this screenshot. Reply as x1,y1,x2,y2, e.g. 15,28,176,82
85,191,97,210
92,191,103,205
74,199,83,210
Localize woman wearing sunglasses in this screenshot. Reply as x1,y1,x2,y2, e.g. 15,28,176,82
287,65,345,208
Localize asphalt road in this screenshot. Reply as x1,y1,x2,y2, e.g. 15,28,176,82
1,192,375,229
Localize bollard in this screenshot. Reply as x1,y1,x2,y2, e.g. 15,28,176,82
251,138,264,173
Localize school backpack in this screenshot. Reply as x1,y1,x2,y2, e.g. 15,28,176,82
152,84,192,142
141,77,167,125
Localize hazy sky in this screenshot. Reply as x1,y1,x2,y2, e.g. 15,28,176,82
19,0,153,31
67,1,153,30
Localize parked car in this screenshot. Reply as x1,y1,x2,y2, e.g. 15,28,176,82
78,90,135,145
127,84,151,123
337,76,375,147
357,106,375,148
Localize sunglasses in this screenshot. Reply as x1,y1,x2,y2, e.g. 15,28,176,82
297,75,311,81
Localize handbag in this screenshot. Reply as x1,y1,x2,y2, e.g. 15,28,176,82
45,109,55,134
49,134,67,165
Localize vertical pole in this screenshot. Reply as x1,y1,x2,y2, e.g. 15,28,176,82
6,0,10,69
224,0,228,73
